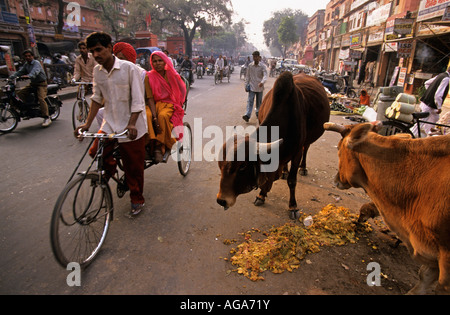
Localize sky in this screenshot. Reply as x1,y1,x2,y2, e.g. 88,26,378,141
231,0,330,50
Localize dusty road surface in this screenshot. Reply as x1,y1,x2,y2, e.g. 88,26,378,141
0,69,421,296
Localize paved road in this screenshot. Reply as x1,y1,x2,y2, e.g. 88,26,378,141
0,69,371,295
0,69,275,294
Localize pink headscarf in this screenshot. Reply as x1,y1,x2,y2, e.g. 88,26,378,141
147,51,186,140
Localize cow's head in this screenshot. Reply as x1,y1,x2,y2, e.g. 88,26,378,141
217,136,283,210
324,121,382,190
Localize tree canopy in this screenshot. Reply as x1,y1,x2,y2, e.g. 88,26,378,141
149,0,233,57
263,9,309,57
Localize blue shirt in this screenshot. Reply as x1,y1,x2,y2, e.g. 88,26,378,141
11,59,47,84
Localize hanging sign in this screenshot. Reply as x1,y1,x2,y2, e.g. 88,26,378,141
397,40,413,58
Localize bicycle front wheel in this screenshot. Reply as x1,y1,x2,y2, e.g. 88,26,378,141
72,99,90,130
50,172,113,268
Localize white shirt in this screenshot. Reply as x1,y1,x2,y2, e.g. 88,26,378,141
424,71,450,109
91,57,147,143
215,58,224,70
245,62,268,93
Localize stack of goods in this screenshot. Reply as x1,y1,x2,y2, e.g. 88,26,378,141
385,93,417,123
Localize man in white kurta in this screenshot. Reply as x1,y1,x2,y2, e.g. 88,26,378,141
76,32,148,217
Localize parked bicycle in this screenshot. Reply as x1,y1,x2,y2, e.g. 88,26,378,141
381,112,450,138
71,82,91,130
50,124,192,268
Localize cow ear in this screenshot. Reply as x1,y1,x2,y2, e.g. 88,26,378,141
346,123,372,149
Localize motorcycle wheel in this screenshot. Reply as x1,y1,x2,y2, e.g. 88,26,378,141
347,89,357,99
48,98,61,121
0,107,19,133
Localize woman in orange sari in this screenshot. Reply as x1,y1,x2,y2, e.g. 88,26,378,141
145,51,186,162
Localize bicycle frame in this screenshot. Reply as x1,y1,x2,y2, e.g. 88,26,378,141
69,130,128,184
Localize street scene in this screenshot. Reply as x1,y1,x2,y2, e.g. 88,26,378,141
0,0,449,296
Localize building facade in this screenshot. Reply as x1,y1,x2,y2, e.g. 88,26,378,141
308,0,450,94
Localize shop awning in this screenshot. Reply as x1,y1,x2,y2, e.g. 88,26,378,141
37,41,75,56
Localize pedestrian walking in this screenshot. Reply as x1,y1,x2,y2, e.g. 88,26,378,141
242,51,267,122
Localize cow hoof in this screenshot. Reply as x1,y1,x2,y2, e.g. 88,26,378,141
299,168,308,176
289,210,300,220
281,172,288,180
254,196,265,206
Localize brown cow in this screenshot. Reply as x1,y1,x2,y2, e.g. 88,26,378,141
324,121,450,294
217,72,330,219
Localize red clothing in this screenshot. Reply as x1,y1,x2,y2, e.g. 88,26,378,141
147,51,186,140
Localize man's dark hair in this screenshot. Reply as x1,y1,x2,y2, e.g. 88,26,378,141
22,49,34,57
78,41,86,49
85,32,112,49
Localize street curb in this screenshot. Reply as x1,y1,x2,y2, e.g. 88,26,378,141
59,91,77,101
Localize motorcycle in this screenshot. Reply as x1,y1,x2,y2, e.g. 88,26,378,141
196,62,204,79
180,68,194,86
206,63,214,76
318,74,357,98
0,78,62,133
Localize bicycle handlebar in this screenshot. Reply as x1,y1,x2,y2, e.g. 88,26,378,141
74,82,92,85
78,129,129,139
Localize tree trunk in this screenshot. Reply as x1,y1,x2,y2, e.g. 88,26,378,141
56,0,65,35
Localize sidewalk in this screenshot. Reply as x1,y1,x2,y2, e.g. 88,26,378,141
58,85,78,101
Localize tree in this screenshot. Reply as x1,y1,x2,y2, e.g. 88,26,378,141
150,0,233,57
277,17,297,58
263,9,308,57
88,0,127,40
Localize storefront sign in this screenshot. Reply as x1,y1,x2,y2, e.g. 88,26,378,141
367,30,385,44
397,67,407,86
397,40,414,58
339,48,350,60
384,42,398,52
393,18,415,35
350,33,362,48
350,49,363,59
442,5,450,21
417,0,450,22
366,3,392,27
417,22,450,36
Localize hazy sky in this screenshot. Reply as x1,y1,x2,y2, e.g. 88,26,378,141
231,0,330,50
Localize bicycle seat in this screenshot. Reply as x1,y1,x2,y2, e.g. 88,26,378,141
412,112,430,119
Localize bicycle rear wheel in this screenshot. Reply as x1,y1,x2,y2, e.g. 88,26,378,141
50,172,113,268
177,122,192,176
72,99,90,130
380,120,414,138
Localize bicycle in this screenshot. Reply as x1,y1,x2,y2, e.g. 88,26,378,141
381,112,450,138
50,124,192,268
71,82,92,130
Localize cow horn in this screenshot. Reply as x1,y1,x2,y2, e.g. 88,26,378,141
324,122,346,134
256,139,283,154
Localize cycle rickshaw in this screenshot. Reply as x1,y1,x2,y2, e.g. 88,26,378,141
50,87,192,269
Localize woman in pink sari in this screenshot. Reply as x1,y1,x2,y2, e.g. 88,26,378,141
145,51,186,162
